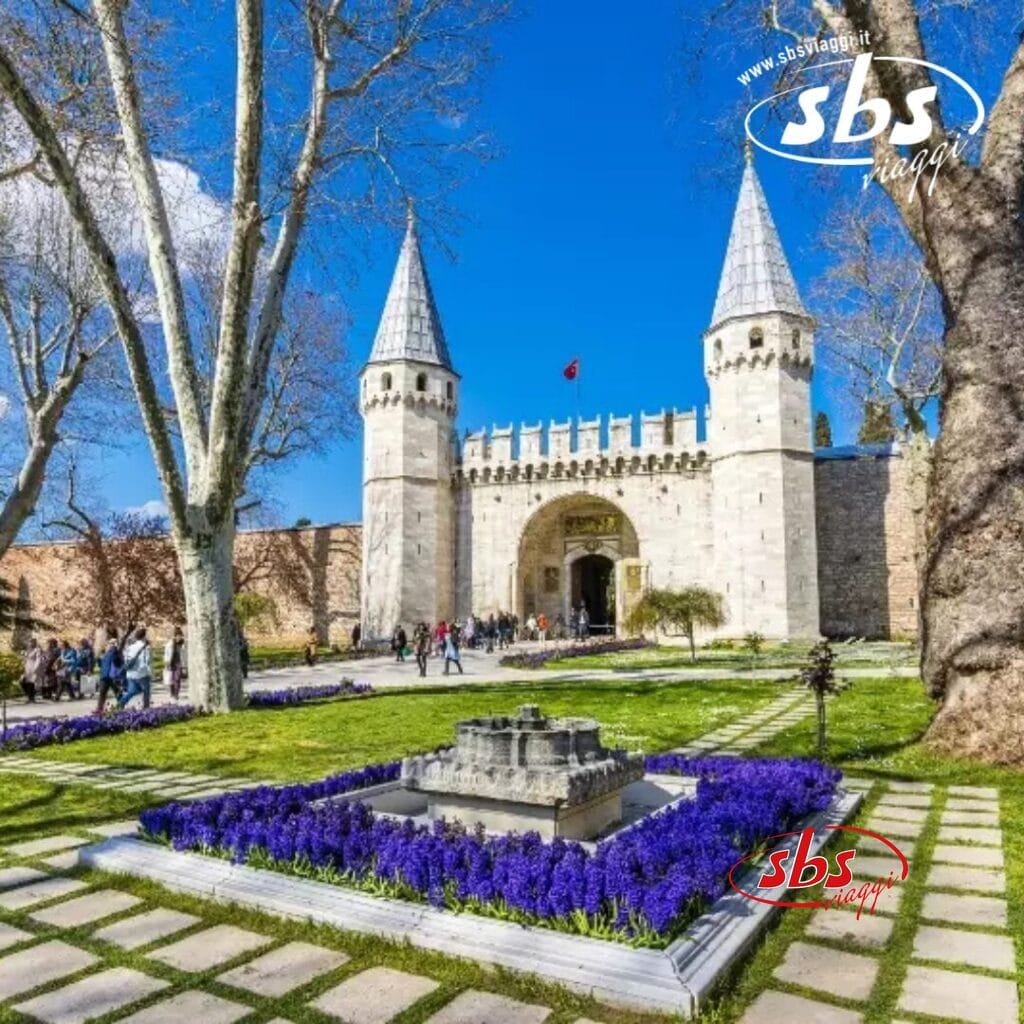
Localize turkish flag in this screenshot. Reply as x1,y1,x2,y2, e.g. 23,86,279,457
563,358,579,381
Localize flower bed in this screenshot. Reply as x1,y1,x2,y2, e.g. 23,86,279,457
0,704,201,752
498,637,653,669
139,753,838,946
0,681,375,752
246,681,374,708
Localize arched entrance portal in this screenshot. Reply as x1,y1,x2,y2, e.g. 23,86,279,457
572,554,615,632
515,494,641,636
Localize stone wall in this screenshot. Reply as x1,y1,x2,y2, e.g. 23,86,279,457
814,452,919,639
0,523,362,650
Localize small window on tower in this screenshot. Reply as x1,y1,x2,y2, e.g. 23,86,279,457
749,327,764,350
714,337,723,359
446,381,454,400
416,372,427,392
381,372,392,390
792,328,801,349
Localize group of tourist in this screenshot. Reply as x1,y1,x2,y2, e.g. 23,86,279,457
18,625,189,713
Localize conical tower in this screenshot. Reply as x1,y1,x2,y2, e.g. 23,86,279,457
359,206,458,639
705,149,820,637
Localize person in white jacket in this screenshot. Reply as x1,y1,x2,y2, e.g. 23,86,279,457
118,627,153,709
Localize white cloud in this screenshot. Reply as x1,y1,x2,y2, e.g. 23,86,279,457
125,499,169,519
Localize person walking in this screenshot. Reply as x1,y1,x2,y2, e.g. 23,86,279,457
413,622,430,677
42,638,60,700
304,627,318,666
118,627,152,709
96,634,124,714
163,628,186,700
56,640,81,700
537,612,549,642
350,622,361,651
443,627,464,676
434,620,448,657
485,613,497,653
21,638,45,702
578,604,590,640
392,624,407,663
76,638,96,699
239,633,250,680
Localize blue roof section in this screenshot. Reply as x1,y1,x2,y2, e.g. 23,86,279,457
814,443,899,460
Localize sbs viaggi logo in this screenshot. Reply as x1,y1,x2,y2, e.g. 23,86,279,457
740,35,986,200
728,825,909,918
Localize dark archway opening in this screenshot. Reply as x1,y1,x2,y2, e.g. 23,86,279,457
571,554,615,634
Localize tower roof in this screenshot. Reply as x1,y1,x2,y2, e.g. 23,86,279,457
367,206,453,369
709,151,808,330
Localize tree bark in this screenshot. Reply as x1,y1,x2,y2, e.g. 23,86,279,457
178,520,243,710
920,231,1024,762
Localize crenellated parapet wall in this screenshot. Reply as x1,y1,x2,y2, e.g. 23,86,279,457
456,408,711,485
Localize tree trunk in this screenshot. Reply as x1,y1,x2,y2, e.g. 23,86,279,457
179,521,243,710
922,236,1024,764
816,694,826,757
903,428,931,639
688,627,696,661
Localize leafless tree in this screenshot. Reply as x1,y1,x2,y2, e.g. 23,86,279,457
43,465,184,638
0,0,506,709
0,183,117,559
696,0,1024,762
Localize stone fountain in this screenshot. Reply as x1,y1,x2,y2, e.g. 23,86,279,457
400,704,645,840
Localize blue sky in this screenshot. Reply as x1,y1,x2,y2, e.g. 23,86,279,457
88,0,1002,528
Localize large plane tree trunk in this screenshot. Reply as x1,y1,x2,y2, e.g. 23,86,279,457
179,519,243,711
921,231,1024,763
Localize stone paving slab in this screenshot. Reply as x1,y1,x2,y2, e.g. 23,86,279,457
849,854,908,880
926,864,1006,894
116,989,253,1024
835,884,903,917
863,817,923,839
41,851,81,870
147,924,272,971
870,805,929,824
946,797,999,811
0,921,33,951
897,964,1018,1024
88,820,141,838
805,909,893,949
12,966,169,1024
94,908,202,950
425,990,551,1024
875,793,931,808
936,826,1002,847
941,809,1000,826
0,876,87,910
0,939,98,1000
0,865,49,889
740,989,863,1023
947,786,998,799
912,924,1016,973
30,888,143,928
888,781,933,793
5,834,91,857
931,843,1004,868
217,941,348,997
772,941,879,1001
311,966,440,1023
920,891,1007,928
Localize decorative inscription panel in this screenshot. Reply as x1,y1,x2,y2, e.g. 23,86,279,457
564,513,621,537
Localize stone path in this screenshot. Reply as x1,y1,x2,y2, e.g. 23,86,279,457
0,828,605,1024
670,687,815,756
0,758,272,799
740,782,1019,1024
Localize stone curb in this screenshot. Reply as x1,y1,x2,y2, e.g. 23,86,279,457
76,790,862,1016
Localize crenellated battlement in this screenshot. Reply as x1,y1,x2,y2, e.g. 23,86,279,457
455,409,710,484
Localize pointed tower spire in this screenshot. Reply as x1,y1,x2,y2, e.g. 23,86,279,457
367,205,453,369
710,151,808,330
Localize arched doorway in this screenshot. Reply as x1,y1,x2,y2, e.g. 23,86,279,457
515,493,640,636
571,553,615,633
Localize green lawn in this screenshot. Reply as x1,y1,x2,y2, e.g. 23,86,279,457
542,640,918,672
2,673,1022,1024
31,677,783,781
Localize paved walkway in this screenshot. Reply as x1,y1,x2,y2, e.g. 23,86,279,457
740,782,1018,1024
3,646,919,724
0,829,601,1024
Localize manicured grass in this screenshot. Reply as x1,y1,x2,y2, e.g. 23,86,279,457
699,677,1024,1024
542,640,918,672
30,677,783,780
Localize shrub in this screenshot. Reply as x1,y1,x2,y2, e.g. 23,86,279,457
498,637,651,669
